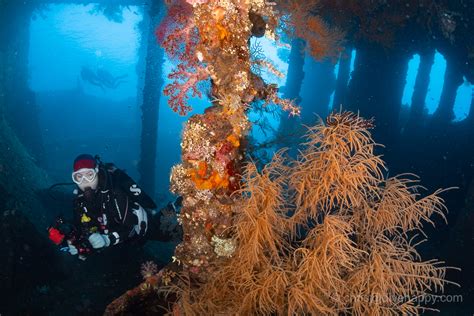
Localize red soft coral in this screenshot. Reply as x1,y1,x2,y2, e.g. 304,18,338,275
157,0,208,115
156,1,198,61
163,63,209,115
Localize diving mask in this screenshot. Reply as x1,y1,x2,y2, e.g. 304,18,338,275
72,168,98,185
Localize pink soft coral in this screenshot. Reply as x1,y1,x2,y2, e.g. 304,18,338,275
163,64,209,115
157,1,208,115
156,1,197,61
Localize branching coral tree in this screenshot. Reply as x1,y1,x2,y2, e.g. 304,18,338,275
167,111,458,315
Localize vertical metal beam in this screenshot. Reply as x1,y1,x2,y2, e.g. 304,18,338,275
137,0,165,196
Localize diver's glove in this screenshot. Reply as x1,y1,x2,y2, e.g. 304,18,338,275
88,233,111,249
60,241,89,260
68,244,79,255
61,240,79,255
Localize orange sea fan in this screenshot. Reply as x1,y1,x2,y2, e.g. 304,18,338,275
290,112,385,223
345,232,454,315
276,0,345,60
359,175,450,237
163,111,455,315
292,215,364,313
233,152,292,263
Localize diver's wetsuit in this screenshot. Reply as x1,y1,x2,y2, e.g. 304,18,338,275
69,163,182,256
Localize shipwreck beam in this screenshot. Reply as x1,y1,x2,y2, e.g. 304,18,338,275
137,0,165,196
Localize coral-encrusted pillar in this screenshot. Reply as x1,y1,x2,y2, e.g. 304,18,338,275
162,0,297,283
169,1,255,282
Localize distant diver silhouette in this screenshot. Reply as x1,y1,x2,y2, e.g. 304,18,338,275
80,66,128,91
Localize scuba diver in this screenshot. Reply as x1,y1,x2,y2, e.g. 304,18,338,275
48,154,182,260
96,68,128,89
80,66,128,91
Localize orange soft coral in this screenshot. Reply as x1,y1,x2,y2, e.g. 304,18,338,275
189,168,230,190
226,134,240,147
